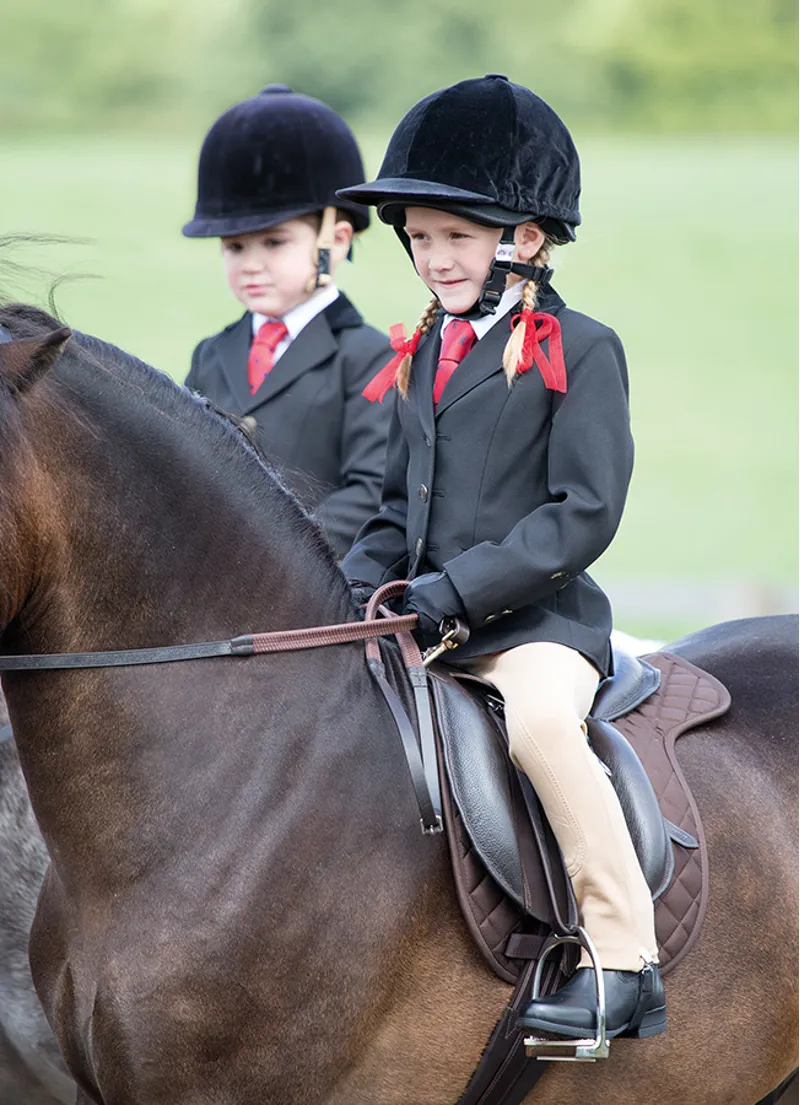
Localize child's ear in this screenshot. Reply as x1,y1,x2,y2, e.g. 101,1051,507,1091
514,221,546,263
334,220,354,249
331,220,355,264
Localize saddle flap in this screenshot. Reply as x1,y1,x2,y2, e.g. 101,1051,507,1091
586,717,673,900
429,667,536,912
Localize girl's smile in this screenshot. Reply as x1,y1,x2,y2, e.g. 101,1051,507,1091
405,207,502,314
404,208,545,315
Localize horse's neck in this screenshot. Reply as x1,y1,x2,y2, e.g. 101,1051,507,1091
20,367,350,650
8,365,371,891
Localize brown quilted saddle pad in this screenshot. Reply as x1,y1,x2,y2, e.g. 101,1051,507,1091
437,651,730,983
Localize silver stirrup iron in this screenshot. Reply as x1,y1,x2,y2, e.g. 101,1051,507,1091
523,927,610,1062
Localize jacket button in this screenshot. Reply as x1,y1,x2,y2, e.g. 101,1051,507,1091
242,416,257,433
415,537,423,556
484,608,513,624
419,484,429,502
424,435,431,447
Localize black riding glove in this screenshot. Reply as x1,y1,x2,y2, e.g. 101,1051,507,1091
402,571,466,647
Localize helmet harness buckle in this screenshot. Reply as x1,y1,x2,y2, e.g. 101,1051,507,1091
477,225,554,316
307,205,338,292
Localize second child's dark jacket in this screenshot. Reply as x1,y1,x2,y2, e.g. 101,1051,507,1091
342,285,634,676
186,293,392,558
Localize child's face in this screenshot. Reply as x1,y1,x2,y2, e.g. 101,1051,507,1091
405,207,502,315
221,217,348,318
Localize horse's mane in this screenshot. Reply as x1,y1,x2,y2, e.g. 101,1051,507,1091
0,302,351,607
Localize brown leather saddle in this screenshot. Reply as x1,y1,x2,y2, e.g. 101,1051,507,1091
430,648,730,984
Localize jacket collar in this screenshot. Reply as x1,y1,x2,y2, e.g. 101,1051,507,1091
252,283,339,343
434,283,565,416
213,293,362,414
323,290,363,332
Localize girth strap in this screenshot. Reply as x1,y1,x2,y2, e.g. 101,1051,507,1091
455,954,566,1105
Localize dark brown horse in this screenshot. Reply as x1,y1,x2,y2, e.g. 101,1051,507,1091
0,304,796,1105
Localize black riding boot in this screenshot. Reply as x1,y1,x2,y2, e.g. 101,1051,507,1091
516,964,666,1039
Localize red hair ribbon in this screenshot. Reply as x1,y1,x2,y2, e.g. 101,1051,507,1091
511,309,567,393
362,322,423,403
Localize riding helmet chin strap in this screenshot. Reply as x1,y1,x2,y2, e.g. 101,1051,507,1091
306,205,338,293
476,225,554,316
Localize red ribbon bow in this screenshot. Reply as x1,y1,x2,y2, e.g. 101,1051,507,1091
511,309,567,393
362,323,423,403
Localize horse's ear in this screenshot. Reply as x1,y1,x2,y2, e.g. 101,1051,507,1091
0,327,72,396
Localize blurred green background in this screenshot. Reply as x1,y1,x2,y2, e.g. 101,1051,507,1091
1,0,797,641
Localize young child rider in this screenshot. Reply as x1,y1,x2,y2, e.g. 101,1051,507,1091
183,84,392,558
339,74,665,1041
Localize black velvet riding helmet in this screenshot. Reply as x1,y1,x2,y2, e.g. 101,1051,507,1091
337,74,580,243
183,84,370,238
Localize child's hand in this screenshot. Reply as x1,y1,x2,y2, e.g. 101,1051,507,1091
402,571,465,645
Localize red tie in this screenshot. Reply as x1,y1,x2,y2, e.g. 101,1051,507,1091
433,320,476,406
248,320,289,395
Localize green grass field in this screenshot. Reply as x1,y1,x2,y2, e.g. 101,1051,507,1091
1,134,796,638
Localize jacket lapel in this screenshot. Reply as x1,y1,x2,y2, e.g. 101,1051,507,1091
407,324,439,442
213,314,255,414
243,310,338,413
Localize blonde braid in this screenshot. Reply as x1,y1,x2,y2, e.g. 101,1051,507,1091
502,277,538,384
501,236,554,386
396,296,440,398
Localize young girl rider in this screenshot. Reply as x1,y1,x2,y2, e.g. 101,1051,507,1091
183,85,392,559
340,74,666,1041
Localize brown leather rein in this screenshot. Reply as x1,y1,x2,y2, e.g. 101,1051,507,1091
0,605,418,671
0,582,445,833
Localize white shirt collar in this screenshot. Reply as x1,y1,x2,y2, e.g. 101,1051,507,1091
251,283,340,342
441,283,524,340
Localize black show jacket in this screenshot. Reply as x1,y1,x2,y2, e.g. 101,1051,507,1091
342,286,634,676
186,293,392,558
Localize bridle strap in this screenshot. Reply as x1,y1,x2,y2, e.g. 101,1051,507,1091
0,613,419,671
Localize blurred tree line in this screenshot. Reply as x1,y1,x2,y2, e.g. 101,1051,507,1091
2,0,796,134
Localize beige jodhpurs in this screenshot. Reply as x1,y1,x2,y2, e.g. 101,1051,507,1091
467,641,658,971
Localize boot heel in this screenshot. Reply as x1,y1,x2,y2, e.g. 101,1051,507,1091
621,1007,667,1039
